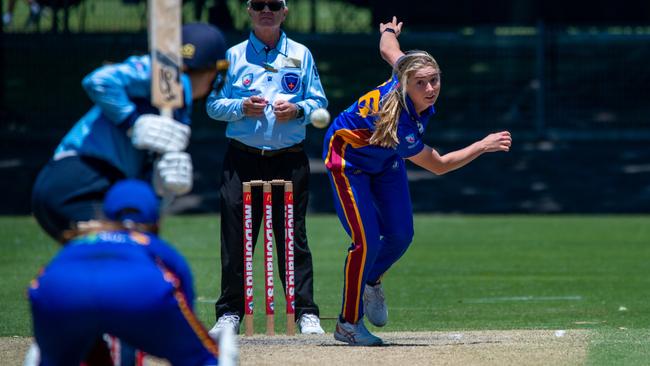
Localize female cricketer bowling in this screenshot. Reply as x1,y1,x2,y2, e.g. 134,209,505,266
27,180,237,366
323,17,512,346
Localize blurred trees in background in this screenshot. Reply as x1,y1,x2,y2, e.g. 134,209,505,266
4,0,648,35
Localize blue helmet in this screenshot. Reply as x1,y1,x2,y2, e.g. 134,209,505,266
103,179,159,225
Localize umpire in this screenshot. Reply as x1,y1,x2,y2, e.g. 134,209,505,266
206,0,327,335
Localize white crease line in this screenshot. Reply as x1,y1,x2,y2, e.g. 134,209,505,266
463,295,583,304
197,298,219,303
196,296,583,305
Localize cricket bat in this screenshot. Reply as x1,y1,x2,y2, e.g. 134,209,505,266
148,0,183,210
149,0,183,119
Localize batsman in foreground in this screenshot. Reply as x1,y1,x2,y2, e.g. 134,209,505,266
27,179,238,365
323,17,512,346
31,22,228,244
29,22,228,364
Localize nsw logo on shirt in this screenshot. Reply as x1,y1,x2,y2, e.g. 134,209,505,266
281,72,300,93
405,133,416,144
242,73,254,87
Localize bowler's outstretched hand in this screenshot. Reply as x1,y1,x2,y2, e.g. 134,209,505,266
481,131,512,152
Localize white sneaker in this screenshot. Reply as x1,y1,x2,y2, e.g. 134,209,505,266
298,313,325,334
363,283,388,327
217,326,239,366
208,313,240,341
334,319,383,346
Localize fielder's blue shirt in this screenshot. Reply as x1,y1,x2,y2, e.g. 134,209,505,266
28,230,219,364
54,55,193,178
206,31,328,150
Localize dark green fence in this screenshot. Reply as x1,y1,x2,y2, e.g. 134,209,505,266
4,26,650,136
2,26,650,214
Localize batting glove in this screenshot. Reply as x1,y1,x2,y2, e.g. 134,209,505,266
131,114,190,153
153,151,193,196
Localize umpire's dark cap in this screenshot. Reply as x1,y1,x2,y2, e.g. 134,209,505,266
104,179,159,225
182,23,228,70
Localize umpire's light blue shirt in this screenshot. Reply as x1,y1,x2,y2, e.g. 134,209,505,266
206,31,328,150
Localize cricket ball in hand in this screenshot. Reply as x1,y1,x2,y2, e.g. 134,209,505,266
310,108,331,129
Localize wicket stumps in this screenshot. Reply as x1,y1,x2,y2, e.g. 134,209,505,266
242,179,295,336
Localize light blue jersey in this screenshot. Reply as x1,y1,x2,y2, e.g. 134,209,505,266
206,31,327,150
54,55,193,178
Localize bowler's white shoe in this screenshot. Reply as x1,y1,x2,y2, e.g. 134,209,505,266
334,319,383,346
298,313,325,334
208,313,240,341
363,283,388,327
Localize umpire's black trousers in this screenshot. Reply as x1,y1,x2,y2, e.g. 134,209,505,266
215,139,320,321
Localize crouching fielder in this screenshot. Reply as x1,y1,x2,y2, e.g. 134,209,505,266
28,180,238,366
323,17,512,346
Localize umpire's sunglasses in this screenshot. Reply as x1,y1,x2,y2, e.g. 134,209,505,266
249,1,285,12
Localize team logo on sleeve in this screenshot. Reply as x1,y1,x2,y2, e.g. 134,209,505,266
405,133,416,144
134,60,145,73
242,73,254,87
281,72,300,93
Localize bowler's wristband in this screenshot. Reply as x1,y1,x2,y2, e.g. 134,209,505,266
383,28,396,34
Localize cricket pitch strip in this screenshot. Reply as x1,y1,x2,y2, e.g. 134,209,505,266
1,330,590,365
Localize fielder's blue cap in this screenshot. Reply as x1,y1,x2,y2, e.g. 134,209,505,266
103,179,160,225
182,23,228,70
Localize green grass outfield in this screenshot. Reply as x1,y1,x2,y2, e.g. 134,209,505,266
2,215,649,364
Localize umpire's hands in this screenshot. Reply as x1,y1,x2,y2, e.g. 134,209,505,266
243,96,268,117
273,100,298,122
